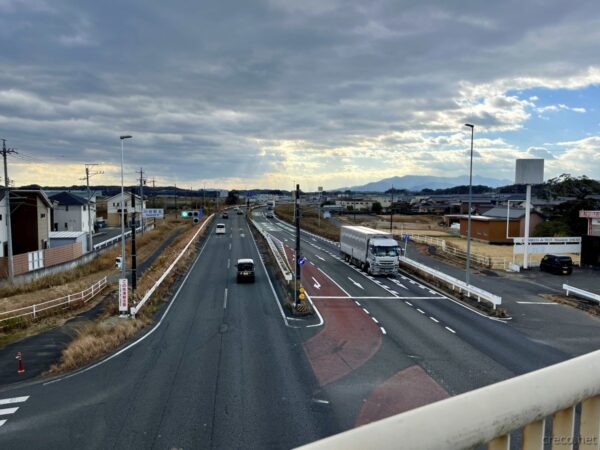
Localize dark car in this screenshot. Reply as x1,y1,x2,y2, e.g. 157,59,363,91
540,254,573,275
236,258,255,283
222,212,229,219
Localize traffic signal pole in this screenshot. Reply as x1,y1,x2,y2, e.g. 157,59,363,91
295,184,301,306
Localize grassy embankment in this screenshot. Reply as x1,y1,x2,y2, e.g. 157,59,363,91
0,216,192,347
274,204,340,241
48,217,210,373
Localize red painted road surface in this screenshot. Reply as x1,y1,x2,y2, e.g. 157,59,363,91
284,245,382,386
355,365,449,426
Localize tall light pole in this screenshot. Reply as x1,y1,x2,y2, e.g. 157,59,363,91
464,123,474,286
119,135,132,280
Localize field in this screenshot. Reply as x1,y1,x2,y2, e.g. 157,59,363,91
275,204,340,241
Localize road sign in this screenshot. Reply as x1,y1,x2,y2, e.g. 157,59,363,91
143,208,164,218
298,257,306,265
404,234,410,242
119,278,128,313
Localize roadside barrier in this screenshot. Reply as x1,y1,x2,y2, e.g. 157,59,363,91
0,276,108,328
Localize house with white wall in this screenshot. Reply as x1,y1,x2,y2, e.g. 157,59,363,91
49,191,95,235
105,192,146,227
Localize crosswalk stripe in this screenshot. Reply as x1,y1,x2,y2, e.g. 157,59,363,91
0,419,7,427
0,407,19,415
0,396,29,405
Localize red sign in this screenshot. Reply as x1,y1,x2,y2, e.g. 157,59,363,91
119,278,128,312
580,210,600,218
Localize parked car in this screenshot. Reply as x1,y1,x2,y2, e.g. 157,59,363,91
222,212,229,219
215,223,226,235
540,254,573,275
236,258,255,283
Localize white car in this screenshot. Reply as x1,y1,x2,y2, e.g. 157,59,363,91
215,223,226,235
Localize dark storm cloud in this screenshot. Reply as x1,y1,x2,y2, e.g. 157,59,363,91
1,0,599,186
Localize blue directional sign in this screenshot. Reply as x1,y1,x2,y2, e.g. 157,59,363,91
297,256,306,265
403,234,410,242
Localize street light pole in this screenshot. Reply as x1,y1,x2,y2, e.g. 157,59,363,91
464,123,474,286
119,135,132,280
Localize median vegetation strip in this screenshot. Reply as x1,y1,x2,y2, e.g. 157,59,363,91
48,217,210,374
275,204,339,241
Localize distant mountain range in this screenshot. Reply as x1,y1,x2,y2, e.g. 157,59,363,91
338,175,513,192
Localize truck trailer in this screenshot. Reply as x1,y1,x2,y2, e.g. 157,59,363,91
340,225,399,276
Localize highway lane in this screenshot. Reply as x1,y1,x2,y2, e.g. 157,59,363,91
0,213,336,449
253,210,569,392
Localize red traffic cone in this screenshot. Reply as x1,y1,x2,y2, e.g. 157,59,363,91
16,352,25,374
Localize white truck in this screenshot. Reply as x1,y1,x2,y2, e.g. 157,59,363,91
340,225,399,276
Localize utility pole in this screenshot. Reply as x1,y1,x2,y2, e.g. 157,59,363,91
138,168,145,235
1,139,16,282
82,164,102,254
151,178,157,227
130,188,137,293
390,186,394,234
294,184,301,306
174,182,177,216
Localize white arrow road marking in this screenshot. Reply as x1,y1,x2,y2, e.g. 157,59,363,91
312,277,321,289
315,254,326,261
348,277,364,290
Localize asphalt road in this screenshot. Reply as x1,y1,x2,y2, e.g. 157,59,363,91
0,209,591,449
0,214,335,449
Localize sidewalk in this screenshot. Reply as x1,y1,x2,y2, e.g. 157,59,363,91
404,242,600,357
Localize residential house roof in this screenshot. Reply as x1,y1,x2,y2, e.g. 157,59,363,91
483,206,542,219
49,191,88,206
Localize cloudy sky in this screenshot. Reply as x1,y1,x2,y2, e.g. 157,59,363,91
1,0,600,190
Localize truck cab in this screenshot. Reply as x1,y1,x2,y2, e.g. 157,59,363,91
367,239,399,275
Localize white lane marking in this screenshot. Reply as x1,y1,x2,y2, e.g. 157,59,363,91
445,326,456,334
362,308,370,315
310,296,438,300
227,258,230,269
430,317,439,323
419,285,427,289
229,243,232,250
315,254,326,261
355,300,361,306
317,268,351,297
45,231,216,386
312,277,321,289
429,290,437,295
309,261,316,266
0,407,19,415
405,301,413,306
223,288,228,309
312,399,330,404
417,308,425,314
516,301,559,305
380,327,387,335
0,419,6,427
347,277,364,290
409,280,416,284
372,317,379,324
374,280,382,285
0,397,29,405
391,290,399,295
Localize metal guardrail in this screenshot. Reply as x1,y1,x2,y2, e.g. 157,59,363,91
296,349,600,450
563,284,600,303
251,219,293,282
130,215,214,316
399,256,502,309
92,224,151,252
0,276,108,325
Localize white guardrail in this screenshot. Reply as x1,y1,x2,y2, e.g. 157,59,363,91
251,219,293,282
130,214,214,316
563,284,600,303
296,349,600,450
93,224,151,252
0,276,108,326
399,256,502,309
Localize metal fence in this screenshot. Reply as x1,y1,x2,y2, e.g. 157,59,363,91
564,284,600,304
405,233,509,270
0,276,108,326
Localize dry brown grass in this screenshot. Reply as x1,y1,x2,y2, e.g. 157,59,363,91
48,316,151,373
47,217,209,374
275,204,340,241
